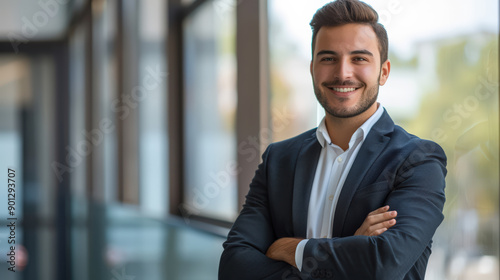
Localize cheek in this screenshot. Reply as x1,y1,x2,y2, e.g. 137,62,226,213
356,66,379,83
313,66,331,82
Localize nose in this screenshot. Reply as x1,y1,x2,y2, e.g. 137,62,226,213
335,58,353,81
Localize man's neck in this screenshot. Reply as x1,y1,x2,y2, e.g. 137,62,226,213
325,104,378,151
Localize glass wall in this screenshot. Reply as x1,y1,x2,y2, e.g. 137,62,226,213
0,1,496,280
69,21,89,280
0,53,58,280
138,0,168,218
182,0,238,221
92,0,119,203
268,0,499,279
0,0,68,41
268,1,320,141
0,1,226,280
0,55,28,280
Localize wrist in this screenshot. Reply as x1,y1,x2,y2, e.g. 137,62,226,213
266,237,302,268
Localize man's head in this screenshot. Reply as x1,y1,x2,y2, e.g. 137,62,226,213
309,0,391,119
310,0,388,64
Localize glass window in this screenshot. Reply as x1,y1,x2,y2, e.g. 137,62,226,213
182,0,238,221
0,55,28,280
92,0,118,202
0,0,68,41
0,54,57,280
33,54,57,280
268,1,322,142
69,22,89,280
138,0,168,217
268,0,499,278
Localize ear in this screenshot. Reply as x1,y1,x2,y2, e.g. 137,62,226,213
310,60,313,76
379,59,391,86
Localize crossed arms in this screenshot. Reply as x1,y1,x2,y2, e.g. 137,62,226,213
266,205,398,268
219,140,446,280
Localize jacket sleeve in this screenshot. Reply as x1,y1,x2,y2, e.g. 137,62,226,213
300,140,447,280
219,145,300,280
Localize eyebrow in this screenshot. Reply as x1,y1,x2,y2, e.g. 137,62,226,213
316,49,374,57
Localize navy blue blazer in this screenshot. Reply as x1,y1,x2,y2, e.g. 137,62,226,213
219,110,447,280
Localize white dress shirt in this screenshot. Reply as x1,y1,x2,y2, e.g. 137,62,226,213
295,104,384,271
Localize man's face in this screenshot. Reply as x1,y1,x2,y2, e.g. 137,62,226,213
311,23,390,119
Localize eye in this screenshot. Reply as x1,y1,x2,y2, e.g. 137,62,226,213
353,57,367,62
320,57,334,62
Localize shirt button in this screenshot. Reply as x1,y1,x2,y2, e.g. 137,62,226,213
337,157,343,163
329,195,334,201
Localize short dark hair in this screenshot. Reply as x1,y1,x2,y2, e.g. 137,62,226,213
310,0,389,64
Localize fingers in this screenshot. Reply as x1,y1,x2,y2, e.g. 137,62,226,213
371,227,388,236
366,218,396,236
369,205,390,216
367,209,397,225
355,206,398,236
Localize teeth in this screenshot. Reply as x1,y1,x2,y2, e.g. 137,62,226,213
332,87,356,93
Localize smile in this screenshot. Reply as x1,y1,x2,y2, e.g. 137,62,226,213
326,86,361,94
331,87,357,93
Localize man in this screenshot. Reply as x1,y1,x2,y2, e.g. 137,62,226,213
219,0,447,279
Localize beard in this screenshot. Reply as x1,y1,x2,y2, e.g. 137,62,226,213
313,76,380,119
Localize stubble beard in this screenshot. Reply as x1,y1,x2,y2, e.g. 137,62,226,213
313,75,380,119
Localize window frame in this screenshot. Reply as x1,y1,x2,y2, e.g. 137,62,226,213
167,0,270,230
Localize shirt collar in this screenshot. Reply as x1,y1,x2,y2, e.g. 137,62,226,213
316,103,384,148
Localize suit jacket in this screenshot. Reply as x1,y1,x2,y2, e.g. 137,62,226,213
219,110,447,280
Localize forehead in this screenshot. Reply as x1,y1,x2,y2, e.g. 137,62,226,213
315,23,379,57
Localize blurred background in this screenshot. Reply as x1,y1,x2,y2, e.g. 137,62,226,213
0,0,497,279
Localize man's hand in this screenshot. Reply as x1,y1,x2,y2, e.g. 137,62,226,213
266,237,303,268
266,206,396,268
354,205,397,236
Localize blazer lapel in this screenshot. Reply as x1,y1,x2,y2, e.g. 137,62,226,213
292,132,322,238
332,110,394,237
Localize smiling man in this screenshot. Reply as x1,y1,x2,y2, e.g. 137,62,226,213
219,1,447,279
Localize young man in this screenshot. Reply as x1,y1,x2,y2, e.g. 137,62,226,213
219,1,446,279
